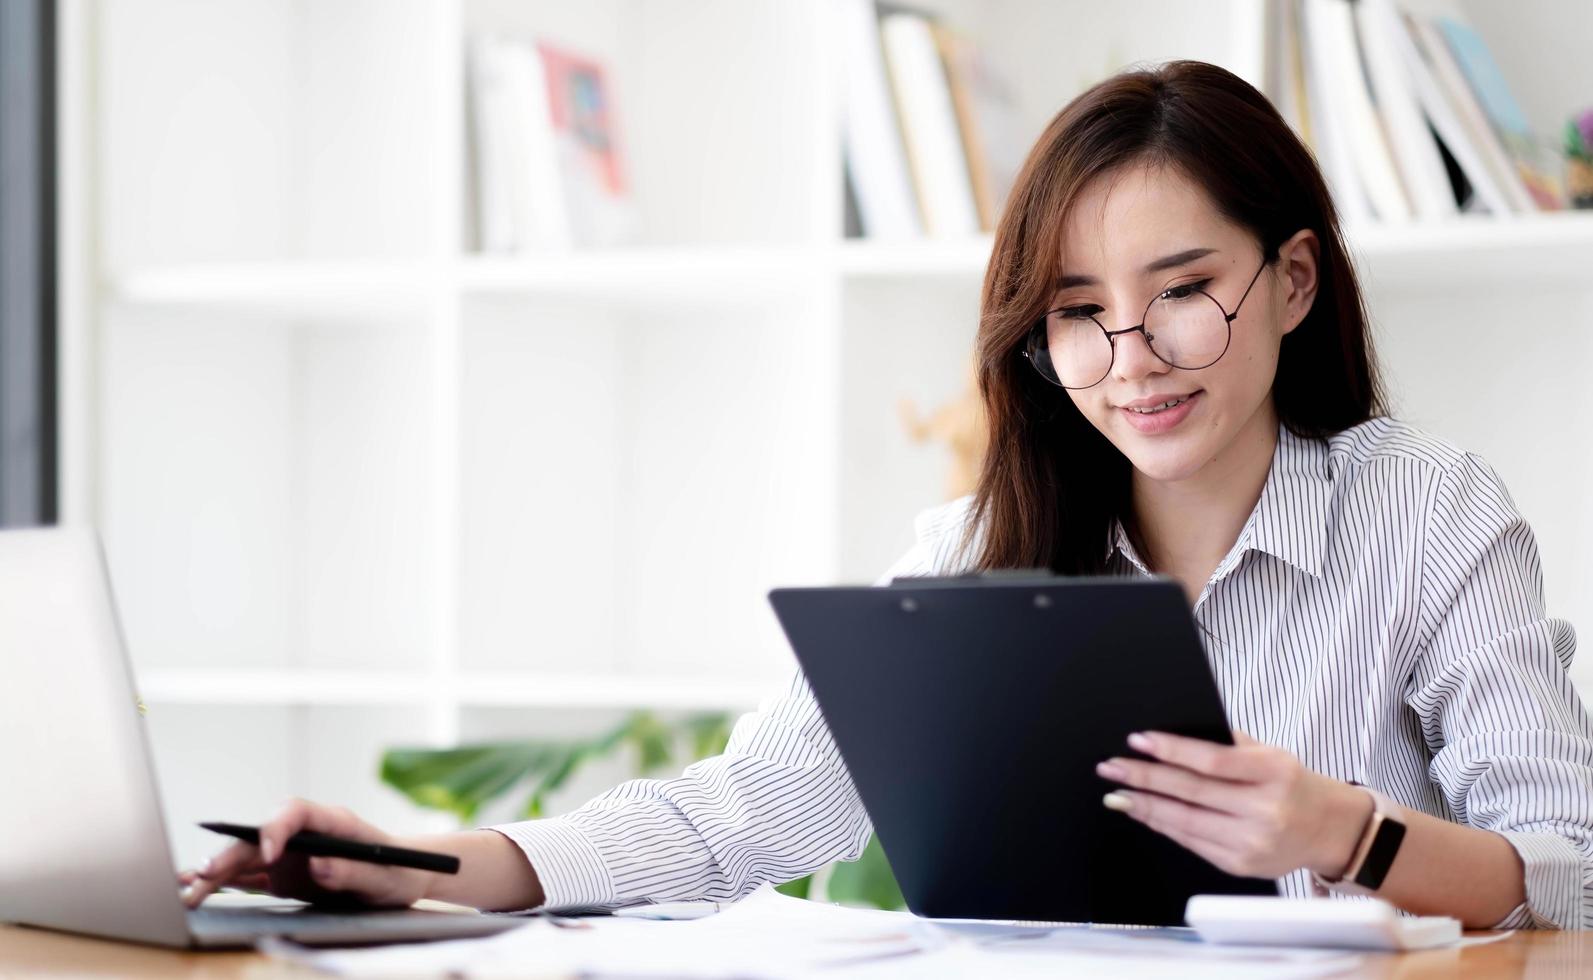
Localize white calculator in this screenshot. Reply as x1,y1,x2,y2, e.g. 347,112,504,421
1185,895,1463,951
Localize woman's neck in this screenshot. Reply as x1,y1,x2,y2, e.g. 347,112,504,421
1130,402,1280,602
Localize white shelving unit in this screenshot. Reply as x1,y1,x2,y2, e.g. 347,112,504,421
135,666,774,711
57,0,1593,868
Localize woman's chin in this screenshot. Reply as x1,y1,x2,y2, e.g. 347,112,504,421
1111,429,1213,483
1126,454,1204,483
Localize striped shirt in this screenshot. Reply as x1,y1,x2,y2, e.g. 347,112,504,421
487,417,1593,929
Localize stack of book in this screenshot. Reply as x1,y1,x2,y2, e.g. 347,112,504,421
467,35,638,253
842,0,1027,240
1267,0,1567,223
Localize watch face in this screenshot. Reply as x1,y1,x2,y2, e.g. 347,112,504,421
1354,816,1407,891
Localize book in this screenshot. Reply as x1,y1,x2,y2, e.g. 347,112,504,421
1386,7,1508,215
536,42,638,247
1353,0,1458,219
1304,0,1412,223
1433,16,1565,210
467,36,570,252
879,9,980,238
465,35,635,253
1264,0,1313,150
467,36,512,252
933,21,1024,234
1267,1,1570,221
840,0,921,238
1298,0,1373,226
1403,12,1535,213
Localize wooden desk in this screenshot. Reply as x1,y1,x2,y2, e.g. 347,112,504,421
2,921,1589,977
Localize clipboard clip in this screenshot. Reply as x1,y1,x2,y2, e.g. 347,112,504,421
889,567,1056,586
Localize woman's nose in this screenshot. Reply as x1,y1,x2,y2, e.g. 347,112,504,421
1110,327,1167,382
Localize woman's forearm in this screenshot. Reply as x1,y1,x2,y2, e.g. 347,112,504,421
391,797,1527,924
1096,732,1537,928
400,829,546,913
1369,797,1526,928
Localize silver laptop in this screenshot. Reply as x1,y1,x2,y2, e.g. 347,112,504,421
0,526,527,949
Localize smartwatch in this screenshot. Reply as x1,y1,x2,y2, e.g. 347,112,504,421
1311,784,1407,894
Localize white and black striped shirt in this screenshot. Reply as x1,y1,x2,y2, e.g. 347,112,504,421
488,418,1593,929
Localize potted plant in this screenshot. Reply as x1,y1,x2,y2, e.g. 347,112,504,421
379,711,904,909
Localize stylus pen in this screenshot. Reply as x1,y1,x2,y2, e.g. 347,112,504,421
199,821,460,875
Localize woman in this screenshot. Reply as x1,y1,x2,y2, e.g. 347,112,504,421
181,60,1593,929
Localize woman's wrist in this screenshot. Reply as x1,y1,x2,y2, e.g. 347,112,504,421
1306,778,1376,878
390,831,491,906
403,829,546,912
388,832,458,904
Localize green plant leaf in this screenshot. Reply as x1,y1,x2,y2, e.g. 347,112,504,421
381,742,558,823
683,713,734,758
381,712,741,864
823,835,905,911
379,714,907,910
623,712,675,773
522,744,591,819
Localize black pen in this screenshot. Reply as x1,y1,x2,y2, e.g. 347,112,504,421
199,821,460,874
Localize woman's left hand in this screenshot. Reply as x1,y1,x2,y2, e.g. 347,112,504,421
1095,730,1372,879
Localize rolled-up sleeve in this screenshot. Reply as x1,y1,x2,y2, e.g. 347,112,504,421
480,534,937,912
1406,453,1593,929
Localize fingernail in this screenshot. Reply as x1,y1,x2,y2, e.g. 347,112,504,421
200,857,213,876
261,839,274,864
1096,760,1127,780
1103,791,1134,812
1127,732,1154,752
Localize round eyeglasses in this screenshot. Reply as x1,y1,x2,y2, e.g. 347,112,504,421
1023,259,1269,390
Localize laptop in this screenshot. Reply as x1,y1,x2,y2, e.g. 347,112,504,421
768,572,1278,927
0,527,526,949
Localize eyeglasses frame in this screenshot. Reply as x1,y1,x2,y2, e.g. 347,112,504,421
1023,257,1271,390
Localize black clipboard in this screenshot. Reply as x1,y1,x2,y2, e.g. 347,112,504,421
767,573,1277,926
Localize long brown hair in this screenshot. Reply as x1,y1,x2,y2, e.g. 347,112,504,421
962,60,1385,575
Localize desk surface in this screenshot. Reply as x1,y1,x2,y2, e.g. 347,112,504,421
2,921,1590,977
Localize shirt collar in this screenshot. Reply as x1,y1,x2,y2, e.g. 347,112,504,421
1106,520,1150,574
1105,422,1334,579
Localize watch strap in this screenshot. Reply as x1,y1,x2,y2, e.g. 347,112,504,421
1311,785,1405,895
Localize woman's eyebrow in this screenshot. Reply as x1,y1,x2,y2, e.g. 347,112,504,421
1053,247,1219,289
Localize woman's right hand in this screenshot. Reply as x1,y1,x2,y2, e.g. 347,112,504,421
178,798,434,910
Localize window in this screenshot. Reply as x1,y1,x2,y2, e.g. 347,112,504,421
0,0,58,527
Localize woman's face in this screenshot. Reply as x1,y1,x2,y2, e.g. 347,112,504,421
1051,162,1317,484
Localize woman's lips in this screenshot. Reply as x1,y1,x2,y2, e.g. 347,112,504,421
1119,390,1202,434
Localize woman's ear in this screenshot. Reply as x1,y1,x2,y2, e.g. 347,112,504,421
1276,229,1320,337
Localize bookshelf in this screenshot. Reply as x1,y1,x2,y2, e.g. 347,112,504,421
134,667,772,711
57,0,1593,869
107,206,1593,312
